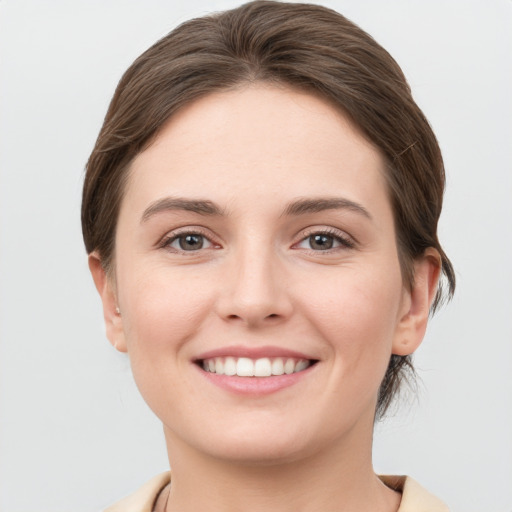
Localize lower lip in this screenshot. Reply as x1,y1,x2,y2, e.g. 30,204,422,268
196,364,316,395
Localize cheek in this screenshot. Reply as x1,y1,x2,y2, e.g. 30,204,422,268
298,262,404,376
119,265,215,357
117,266,218,416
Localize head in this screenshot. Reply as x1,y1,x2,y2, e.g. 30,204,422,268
82,0,454,425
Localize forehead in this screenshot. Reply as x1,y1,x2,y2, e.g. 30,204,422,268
123,84,389,218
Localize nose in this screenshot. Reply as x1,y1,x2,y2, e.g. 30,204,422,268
215,243,293,328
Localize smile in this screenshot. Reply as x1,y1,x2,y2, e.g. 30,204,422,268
201,356,313,377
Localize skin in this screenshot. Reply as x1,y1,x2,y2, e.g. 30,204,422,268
90,84,440,512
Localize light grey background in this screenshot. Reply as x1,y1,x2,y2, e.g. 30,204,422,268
1,1,511,511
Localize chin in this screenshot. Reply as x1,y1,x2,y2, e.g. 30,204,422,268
206,436,313,467
163,411,321,466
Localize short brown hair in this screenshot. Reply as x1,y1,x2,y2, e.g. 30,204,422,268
82,0,455,418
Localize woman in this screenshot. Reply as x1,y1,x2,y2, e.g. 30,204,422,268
82,1,455,510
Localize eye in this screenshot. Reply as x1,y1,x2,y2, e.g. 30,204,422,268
162,232,215,252
296,230,354,251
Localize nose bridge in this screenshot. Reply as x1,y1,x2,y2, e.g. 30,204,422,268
220,234,291,325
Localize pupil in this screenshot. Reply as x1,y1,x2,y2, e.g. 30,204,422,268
310,234,333,250
180,234,203,250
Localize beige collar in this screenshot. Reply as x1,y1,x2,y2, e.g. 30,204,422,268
380,475,450,512
104,472,449,512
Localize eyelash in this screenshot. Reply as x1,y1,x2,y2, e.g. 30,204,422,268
294,228,355,252
158,227,355,255
158,228,218,253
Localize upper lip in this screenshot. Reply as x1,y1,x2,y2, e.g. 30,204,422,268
194,345,317,361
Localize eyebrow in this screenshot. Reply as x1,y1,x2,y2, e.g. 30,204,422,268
141,197,224,223
282,197,372,219
141,195,372,223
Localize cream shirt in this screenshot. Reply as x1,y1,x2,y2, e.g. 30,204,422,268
103,472,450,512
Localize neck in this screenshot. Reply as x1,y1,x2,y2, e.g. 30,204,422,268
162,418,400,512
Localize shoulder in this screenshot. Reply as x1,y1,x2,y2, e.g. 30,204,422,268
102,472,171,512
380,475,450,512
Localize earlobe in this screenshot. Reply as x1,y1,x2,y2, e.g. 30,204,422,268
88,252,128,353
392,248,441,356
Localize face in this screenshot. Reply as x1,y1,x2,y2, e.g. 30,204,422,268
94,84,431,465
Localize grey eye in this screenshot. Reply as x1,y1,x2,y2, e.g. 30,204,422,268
179,234,204,250
167,233,213,251
295,231,354,251
308,234,334,250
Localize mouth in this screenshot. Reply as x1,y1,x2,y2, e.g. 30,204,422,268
196,356,318,377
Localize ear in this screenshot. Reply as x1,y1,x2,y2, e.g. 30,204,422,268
88,252,127,353
392,248,441,356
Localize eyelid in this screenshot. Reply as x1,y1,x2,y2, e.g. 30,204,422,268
157,226,222,252
293,226,356,250
156,225,355,253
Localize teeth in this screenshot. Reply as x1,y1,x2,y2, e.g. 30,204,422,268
215,357,224,375
201,357,312,377
271,358,284,376
236,357,254,377
295,359,309,372
254,358,272,377
284,358,295,374
224,357,236,376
